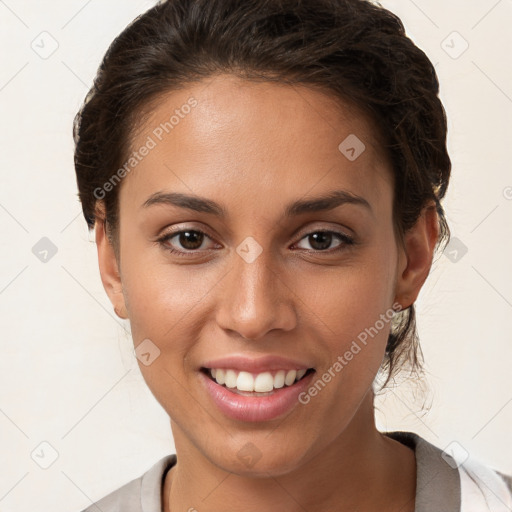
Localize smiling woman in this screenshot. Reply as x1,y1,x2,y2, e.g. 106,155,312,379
72,1,512,511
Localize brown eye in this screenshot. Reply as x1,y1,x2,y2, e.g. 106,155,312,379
295,231,354,252
307,232,333,251
157,229,215,257
176,230,205,250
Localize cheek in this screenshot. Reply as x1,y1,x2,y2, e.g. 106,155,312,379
119,254,206,414
298,250,397,343
295,259,397,420
119,237,216,340
295,239,398,401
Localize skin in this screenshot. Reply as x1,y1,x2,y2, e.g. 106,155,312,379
95,74,439,512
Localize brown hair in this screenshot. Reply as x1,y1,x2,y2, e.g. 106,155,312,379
73,0,451,390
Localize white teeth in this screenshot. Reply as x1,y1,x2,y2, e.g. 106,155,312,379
296,369,307,380
274,370,285,389
208,367,310,392
236,371,254,392
224,369,237,388
254,372,274,392
284,369,297,386
215,368,225,385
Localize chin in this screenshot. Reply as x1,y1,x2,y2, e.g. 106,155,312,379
209,438,311,478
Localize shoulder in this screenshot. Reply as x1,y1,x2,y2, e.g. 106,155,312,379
458,457,512,511
386,430,512,511
79,454,177,512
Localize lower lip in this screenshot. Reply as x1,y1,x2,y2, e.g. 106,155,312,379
200,370,315,422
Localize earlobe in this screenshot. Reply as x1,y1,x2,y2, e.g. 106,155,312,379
95,215,128,319
393,202,440,310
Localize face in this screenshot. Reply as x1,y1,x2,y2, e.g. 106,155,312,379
96,74,432,476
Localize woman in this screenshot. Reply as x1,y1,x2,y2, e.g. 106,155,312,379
73,0,512,510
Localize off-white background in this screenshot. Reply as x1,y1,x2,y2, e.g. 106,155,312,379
0,1,511,510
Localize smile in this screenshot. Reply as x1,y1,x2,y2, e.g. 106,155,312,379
200,365,317,422
202,367,314,394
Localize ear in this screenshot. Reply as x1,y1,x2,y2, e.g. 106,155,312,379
394,201,440,310
94,207,128,320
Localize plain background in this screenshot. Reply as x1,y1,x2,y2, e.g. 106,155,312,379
0,0,511,510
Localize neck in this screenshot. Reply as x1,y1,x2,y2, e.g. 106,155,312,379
163,391,416,512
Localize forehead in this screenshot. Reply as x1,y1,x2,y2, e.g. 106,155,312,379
120,74,392,218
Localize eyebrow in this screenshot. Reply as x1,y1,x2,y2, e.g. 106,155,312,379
141,189,372,217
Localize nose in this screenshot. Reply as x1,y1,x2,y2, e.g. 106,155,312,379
215,245,297,340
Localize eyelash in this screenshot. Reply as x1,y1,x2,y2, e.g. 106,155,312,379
156,228,355,258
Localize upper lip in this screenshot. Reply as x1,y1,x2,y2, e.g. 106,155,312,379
201,354,314,373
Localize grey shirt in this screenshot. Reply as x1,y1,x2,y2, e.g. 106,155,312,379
81,431,512,511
